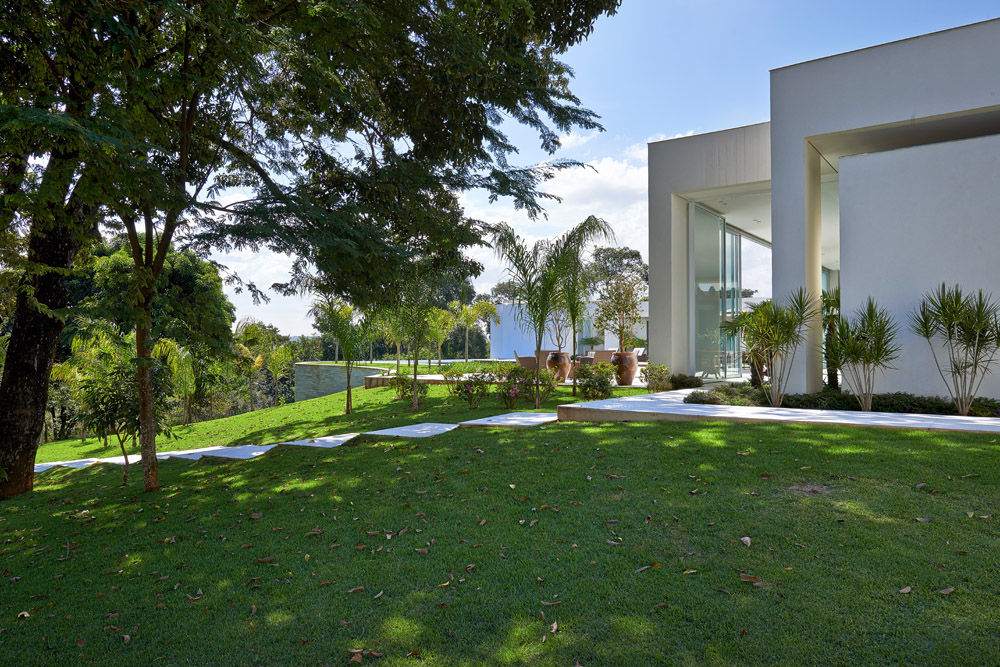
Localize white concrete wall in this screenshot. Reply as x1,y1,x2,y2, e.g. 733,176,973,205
770,18,1000,392
648,123,771,373
839,133,1000,399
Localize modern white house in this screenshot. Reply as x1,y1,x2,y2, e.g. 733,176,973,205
490,302,648,360
648,18,1000,397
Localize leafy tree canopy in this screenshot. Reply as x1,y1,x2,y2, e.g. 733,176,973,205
587,246,649,287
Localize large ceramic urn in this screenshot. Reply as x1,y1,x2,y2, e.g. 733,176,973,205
610,350,638,386
546,351,571,382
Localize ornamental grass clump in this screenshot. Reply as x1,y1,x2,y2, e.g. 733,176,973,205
911,283,1000,416
828,298,901,411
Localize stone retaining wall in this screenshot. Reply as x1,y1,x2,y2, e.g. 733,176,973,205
293,363,385,402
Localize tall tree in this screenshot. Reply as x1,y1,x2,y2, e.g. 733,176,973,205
0,0,620,496
586,246,649,288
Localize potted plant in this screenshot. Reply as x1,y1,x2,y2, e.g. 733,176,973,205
593,275,644,385
546,309,572,381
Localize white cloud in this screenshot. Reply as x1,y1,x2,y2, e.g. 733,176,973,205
557,129,600,151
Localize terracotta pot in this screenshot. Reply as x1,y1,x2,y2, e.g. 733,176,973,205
610,350,638,386
546,351,571,382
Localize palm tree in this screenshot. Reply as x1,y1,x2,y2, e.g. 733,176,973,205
427,308,456,368
308,297,374,414
491,217,613,408
557,217,613,394
153,339,197,424
450,301,500,362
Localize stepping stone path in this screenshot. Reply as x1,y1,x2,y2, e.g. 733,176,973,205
34,413,556,474
458,412,559,428
364,423,459,438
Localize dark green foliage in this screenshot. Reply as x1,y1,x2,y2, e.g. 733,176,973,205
576,362,615,400
640,362,671,392
492,366,535,408
453,373,492,409
387,373,428,403
586,245,649,286
684,383,1000,417
669,373,704,389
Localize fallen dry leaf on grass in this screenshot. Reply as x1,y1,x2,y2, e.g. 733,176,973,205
939,587,955,595
898,586,911,594
741,537,752,547
634,563,661,573
347,586,364,594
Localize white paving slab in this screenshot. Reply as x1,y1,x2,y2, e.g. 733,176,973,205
364,423,459,438
459,412,558,428
278,433,358,448
558,388,1000,434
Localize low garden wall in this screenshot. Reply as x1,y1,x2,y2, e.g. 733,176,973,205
293,362,386,402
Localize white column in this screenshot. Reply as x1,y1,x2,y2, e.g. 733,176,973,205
804,143,824,392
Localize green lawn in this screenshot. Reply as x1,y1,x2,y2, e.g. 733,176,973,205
4,410,998,664
36,385,647,463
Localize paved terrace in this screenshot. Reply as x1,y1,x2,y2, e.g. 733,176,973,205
556,388,1000,434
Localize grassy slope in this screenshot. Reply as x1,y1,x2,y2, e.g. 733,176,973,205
36,385,647,463
3,417,998,664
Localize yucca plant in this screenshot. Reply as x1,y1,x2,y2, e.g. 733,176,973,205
910,284,1000,416
722,288,816,407
828,298,900,411
822,287,841,390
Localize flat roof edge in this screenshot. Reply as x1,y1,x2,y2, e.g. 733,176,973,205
771,17,1000,73
648,121,770,146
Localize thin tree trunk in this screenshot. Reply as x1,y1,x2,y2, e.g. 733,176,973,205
345,363,352,414
534,345,542,409
135,297,159,492
465,327,469,362
395,342,400,374
412,347,420,412
571,321,578,396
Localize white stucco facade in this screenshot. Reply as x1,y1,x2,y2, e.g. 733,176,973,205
649,18,1000,398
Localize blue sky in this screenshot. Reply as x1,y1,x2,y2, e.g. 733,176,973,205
220,1,1000,335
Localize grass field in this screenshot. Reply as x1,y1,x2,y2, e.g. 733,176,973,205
4,405,998,664
36,385,647,463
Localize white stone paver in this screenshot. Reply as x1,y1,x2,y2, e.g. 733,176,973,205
278,434,359,448
559,388,1000,434
364,423,459,438
459,412,558,428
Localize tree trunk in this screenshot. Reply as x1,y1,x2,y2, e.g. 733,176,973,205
345,363,353,414
395,342,400,374
0,219,85,498
534,345,542,409
135,296,159,492
571,321,578,396
465,326,469,362
411,348,420,412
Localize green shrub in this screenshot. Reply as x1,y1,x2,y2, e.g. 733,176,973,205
453,372,491,408
640,363,671,392
387,373,428,402
575,362,615,400
492,366,533,408
682,383,1000,417
532,369,557,404
445,361,511,374
684,382,763,406
669,373,703,389
442,368,466,396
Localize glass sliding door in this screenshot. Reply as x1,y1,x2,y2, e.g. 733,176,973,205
690,203,742,379
722,230,742,376
691,204,724,378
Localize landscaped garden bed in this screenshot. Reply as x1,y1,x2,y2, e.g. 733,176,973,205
685,383,1000,417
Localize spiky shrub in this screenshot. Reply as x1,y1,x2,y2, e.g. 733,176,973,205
723,288,816,407
910,284,1000,416
828,298,901,411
